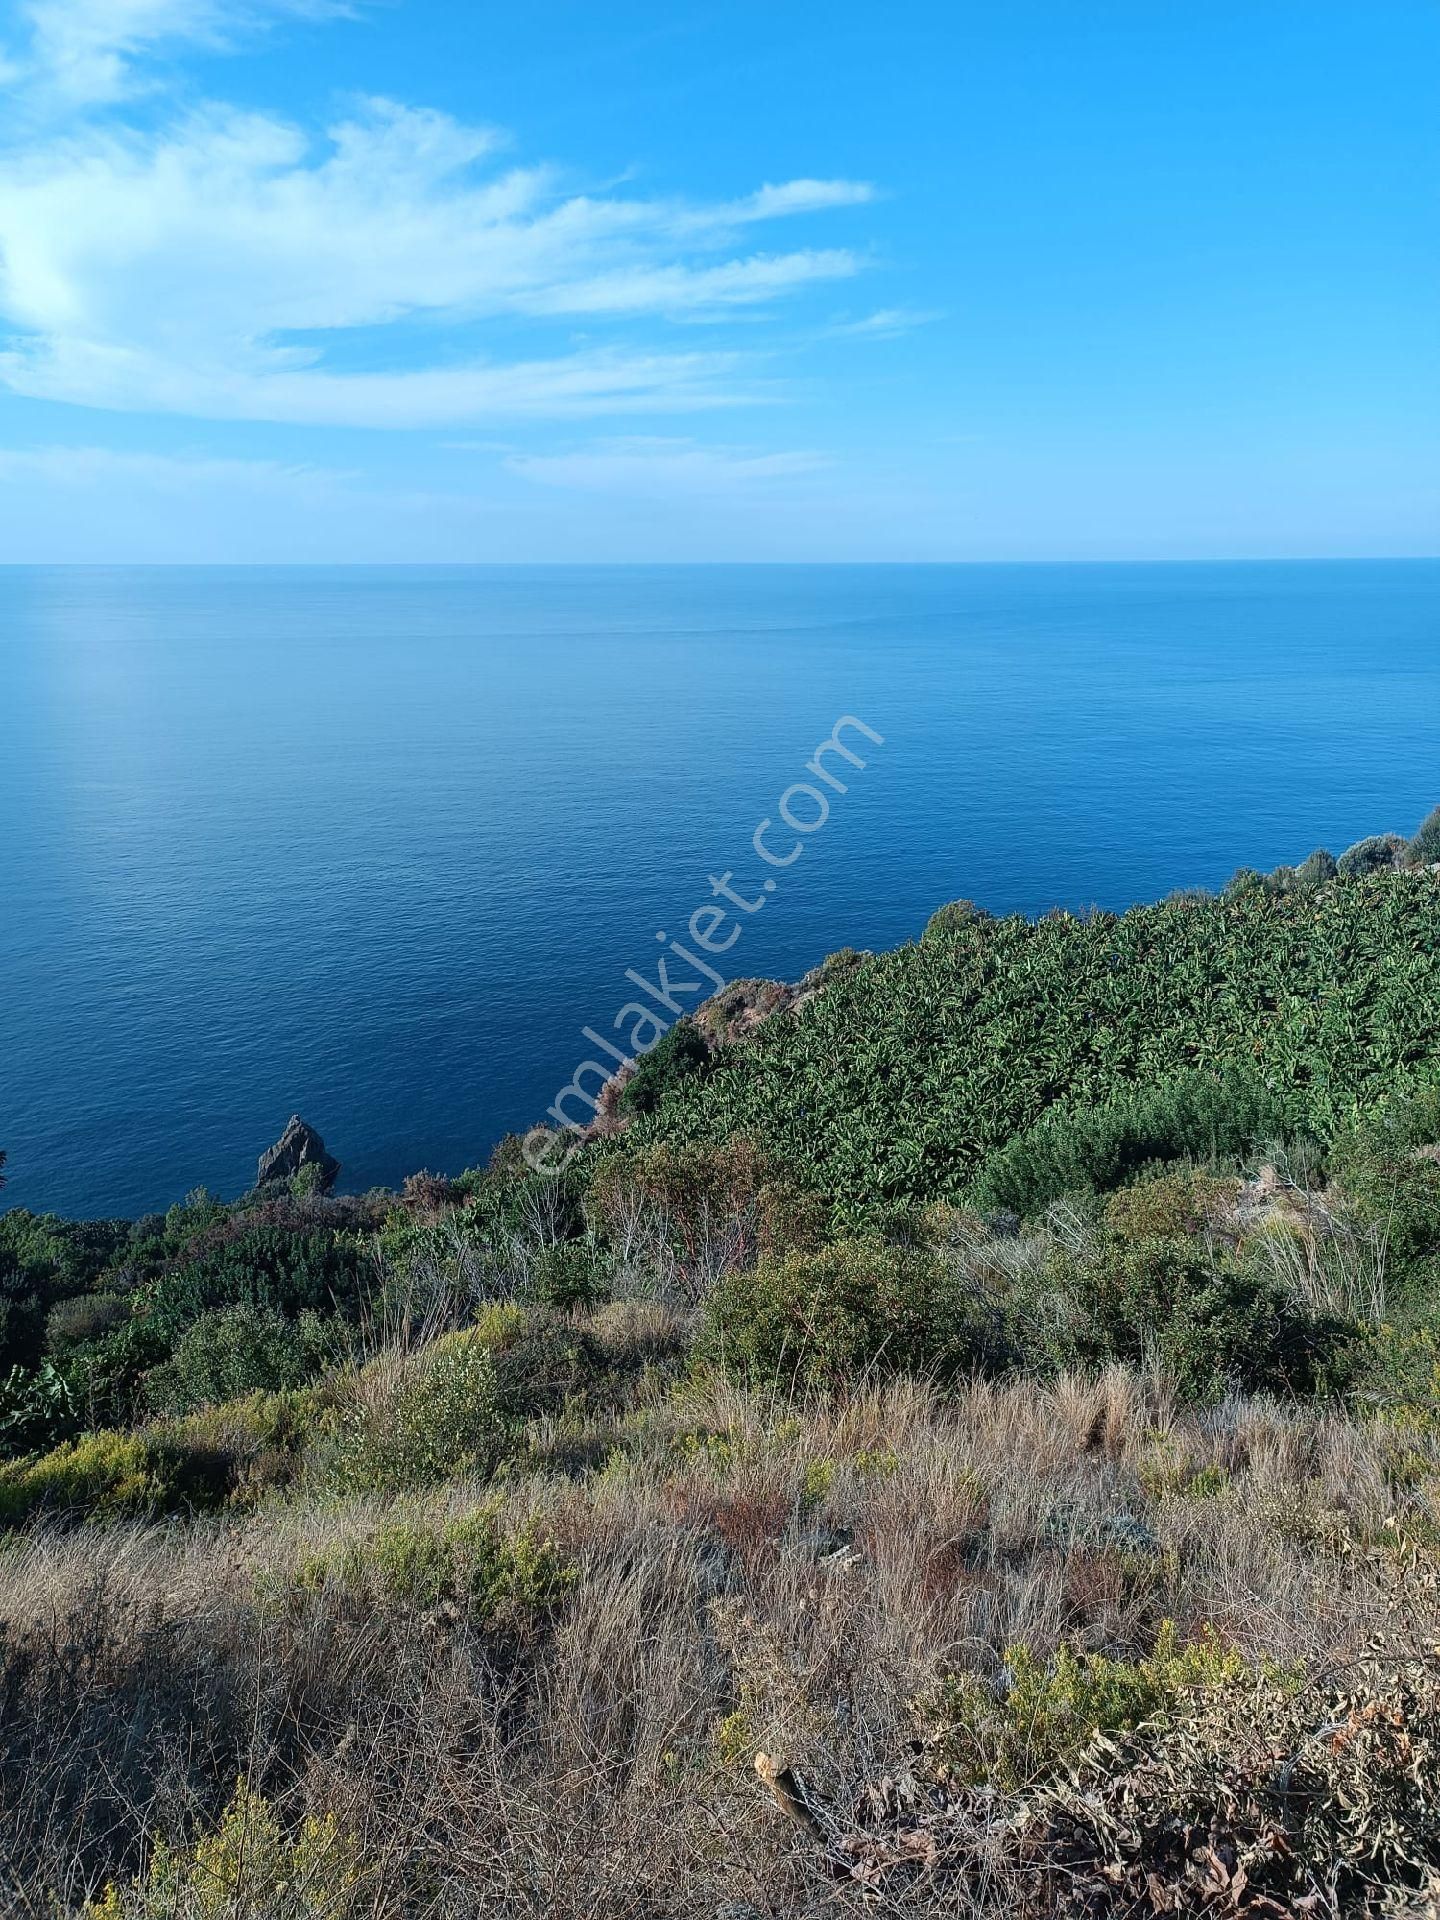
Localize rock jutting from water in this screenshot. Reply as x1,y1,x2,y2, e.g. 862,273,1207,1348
254,1115,340,1193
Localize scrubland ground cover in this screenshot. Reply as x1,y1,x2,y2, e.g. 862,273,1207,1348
4,837,1440,1916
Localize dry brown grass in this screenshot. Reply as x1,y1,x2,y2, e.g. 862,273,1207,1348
1,1370,1437,1916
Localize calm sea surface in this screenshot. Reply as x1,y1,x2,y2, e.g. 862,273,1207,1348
2,561,1437,1219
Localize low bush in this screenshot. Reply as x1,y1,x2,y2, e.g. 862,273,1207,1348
1103,1168,1239,1242
1338,832,1407,878
922,898,992,943
588,1298,689,1367
320,1333,511,1494
488,1308,604,1416
529,1239,610,1310
159,1385,327,1507
1407,804,1440,868
1295,846,1339,887
922,1621,1250,1789
1030,1234,1357,1399
89,1778,369,1920
45,1290,132,1353
588,1136,826,1291
973,1066,1300,1218
146,1303,340,1415
298,1505,572,1625
704,1239,1003,1388
0,1425,231,1526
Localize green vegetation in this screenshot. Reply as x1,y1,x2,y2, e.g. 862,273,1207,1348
704,1237,1004,1388
924,1621,1255,1789
604,864,1440,1229
615,1015,712,1115
971,1062,1299,1217
4,812,1440,1914
293,1505,573,1621
320,1332,511,1494
89,1779,370,1920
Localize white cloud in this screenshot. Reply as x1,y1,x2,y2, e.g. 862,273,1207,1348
0,338,771,426
520,249,860,318
829,306,941,339
0,441,342,490
508,436,831,494
0,95,876,427
6,0,345,105
716,179,877,223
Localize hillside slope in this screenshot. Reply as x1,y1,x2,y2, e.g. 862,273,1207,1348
4,828,1440,1915
606,869,1440,1225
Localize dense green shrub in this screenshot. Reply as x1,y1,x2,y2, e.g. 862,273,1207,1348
617,1018,712,1116
0,1213,136,1378
973,1067,1298,1218
529,1240,610,1310
704,1239,1002,1388
297,1505,573,1624
1029,1235,1355,1399
452,1159,588,1243
1333,1151,1440,1278
146,1304,339,1415
0,1211,131,1293
922,1623,1250,1790
321,1333,511,1494
0,1426,230,1526
142,1227,366,1343
1323,1085,1440,1285
487,1307,605,1416
1338,833,1406,878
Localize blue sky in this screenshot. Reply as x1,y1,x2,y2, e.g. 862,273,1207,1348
0,0,1435,561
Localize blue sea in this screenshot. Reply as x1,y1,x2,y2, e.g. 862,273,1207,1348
2,561,1438,1220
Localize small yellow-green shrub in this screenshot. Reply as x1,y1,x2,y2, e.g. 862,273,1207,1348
163,1386,325,1506
704,1238,1001,1388
320,1332,510,1494
1138,1435,1232,1501
923,1622,1251,1789
88,1778,367,1920
296,1505,572,1624
799,1458,834,1510
712,1707,753,1768
0,1388,336,1526
1104,1169,1239,1243
470,1300,528,1348
0,1429,181,1526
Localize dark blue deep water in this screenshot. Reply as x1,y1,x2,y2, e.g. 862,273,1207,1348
3,561,1437,1219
